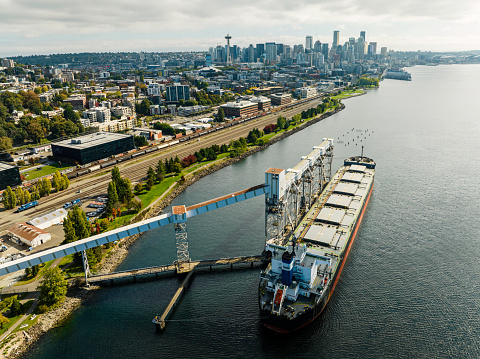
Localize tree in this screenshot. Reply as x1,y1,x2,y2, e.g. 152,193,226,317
24,189,31,203
134,183,143,194
10,297,22,316
172,162,183,174
3,186,16,210
111,166,121,188
217,107,225,122
39,178,51,197
15,187,25,205
52,171,62,192
156,160,166,176
153,123,175,136
27,122,44,143
135,99,152,116
0,136,12,151
62,174,70,190
147,166,156,183
38,267,67,308
118,178,133,204
63,217,78,244
107,181,118,215
205,148,217,161
0,315,8,328
63,104,80,121
276,116,287,130
134,135,148,147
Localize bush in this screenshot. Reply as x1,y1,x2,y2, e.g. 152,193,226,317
37,304,49,313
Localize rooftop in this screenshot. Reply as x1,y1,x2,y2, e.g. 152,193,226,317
7,223,50,243
52,132,133,150
27,208,67,227
0,162,17,171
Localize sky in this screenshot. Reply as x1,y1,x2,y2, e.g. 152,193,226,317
1,0,479,57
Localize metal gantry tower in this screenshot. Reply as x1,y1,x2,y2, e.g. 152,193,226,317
265,139,334,246
172,205,190,266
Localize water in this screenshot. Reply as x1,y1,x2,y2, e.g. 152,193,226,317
26,65,480,358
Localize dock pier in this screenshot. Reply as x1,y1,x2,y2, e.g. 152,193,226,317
86,255,267,331
153,268,196,330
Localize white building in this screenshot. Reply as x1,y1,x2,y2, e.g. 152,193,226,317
27,209,68,229
111,106,133,118
7,223,51,248
94,107,111,123
295,87,317,99
147,83,162,96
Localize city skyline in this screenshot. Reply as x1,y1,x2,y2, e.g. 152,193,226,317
1,0,480,57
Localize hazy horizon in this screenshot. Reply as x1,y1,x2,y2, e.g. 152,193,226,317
1,0,479,57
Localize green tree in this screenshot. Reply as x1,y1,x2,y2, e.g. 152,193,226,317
156,160,166,176
134,183,143,194
38,267,68,308
62,174,70,190
276,116,287,130
153,123,175,136
24,189,31,203
31,264,40,277
135,99,152,116
39,178,51,197
147,166,156,182
63,217,78,244
27,122,44,143
134,135,148,147
217,107,225,122
0,315,8,329
127,199,142,212
63,104,80,121
0,136,12,151
119,178,133,204
52,171,62,192
3,186,16,210
10,296,22,316
106,181,118,215
15,187,25,205
172,162,183,174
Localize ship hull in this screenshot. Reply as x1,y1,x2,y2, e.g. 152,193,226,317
260,180,374,334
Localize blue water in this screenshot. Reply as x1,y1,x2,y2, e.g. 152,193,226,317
26,65,480,358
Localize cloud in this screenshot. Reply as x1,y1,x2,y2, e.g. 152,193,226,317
0,0,479,55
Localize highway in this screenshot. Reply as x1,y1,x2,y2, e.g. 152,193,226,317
0,96,326,233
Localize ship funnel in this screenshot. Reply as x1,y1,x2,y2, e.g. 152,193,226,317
281,246,294,286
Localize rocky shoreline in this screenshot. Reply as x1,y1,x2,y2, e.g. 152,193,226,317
8,103,345,359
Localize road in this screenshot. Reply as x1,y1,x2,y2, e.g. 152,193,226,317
0,96,325,234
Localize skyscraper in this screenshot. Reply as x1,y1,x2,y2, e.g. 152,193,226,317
321,43,329,59
265,42,277,63
360,31,366,41
333,31,340,47
313,40,322,53
305,36,313,50
256,44,265,61
248,44,255,63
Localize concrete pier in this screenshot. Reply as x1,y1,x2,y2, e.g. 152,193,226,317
88,255,266,286
153,267,196,330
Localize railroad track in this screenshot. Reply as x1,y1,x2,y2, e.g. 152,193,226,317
0,98,325,231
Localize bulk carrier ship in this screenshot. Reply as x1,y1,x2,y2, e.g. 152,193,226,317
259,148,375,333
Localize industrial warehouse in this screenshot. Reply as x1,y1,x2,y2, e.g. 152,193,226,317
51,132,135,165
0,162,22,191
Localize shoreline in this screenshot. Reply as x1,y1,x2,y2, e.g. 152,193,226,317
9,102,347,359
